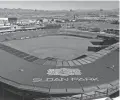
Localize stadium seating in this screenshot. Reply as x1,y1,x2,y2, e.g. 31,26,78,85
56,60,63,66
0,41,118,68
67,61,76,66
62,61,70,66
72,60,82,65
77,59,88,64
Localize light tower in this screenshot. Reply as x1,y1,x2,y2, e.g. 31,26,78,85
99,9,104,19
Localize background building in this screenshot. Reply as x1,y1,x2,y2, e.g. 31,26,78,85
8,17,17,25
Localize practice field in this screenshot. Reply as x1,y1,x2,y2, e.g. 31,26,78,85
3,35,95,60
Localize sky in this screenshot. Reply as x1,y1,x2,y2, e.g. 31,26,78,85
0,1,119,10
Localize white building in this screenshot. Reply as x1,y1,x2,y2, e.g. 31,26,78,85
43,18,49,23
0,18,9,26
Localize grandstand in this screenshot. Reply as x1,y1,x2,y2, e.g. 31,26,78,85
0,29,119,100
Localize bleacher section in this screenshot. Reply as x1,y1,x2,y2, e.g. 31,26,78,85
0,43,40,62
0,42,119,67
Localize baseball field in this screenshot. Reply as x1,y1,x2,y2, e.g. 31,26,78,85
3,35,95,60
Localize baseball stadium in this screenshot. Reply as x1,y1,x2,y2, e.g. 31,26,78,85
0,27,119,100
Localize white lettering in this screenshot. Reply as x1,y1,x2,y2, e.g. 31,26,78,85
32,78,42,82
54,78,62,81
61,78,69,81
46,78,53,82
32,77,99,82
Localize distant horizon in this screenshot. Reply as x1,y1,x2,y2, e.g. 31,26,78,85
0,7,118,11
0,1,119,11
